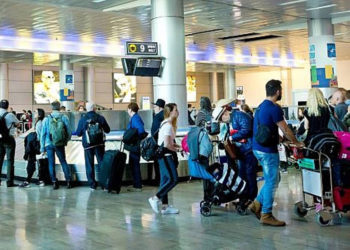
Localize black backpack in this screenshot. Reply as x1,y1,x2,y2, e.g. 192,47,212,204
0,112,10,144
305,131,340,159
85,116,104,146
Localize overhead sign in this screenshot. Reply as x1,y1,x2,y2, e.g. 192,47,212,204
126,42,158,55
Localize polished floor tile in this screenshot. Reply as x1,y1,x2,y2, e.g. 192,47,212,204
0,169,350,250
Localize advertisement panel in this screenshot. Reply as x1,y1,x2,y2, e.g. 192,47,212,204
113,73,136,103
33,70,60,104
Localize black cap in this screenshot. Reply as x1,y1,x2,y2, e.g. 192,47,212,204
152,99,165,108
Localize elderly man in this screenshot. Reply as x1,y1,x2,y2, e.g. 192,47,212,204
331,89,348,120
76,102,110,190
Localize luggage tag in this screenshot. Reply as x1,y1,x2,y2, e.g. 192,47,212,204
323,158,331,168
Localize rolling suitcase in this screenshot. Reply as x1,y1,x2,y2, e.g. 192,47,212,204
99,150,126,193
333,131,350,160
38,158,51,184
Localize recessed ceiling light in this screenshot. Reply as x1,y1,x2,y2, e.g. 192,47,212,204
236,18,258,24
92,0,106,3
331,10,350,15
306,4,337,11
279,0,306,6
184,9,202,15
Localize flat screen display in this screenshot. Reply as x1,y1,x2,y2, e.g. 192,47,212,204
113,73,136,103
134,58,162,76
33,70,60,104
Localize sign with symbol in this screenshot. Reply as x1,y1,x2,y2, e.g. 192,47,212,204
327,43,336,58
126,42,158,55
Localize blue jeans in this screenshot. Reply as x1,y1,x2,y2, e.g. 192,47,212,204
156,155,178,204
46,145,71,182
253,150,280,214
237,152,258,201
0,136,16,183
84,146,105,187
129,152,142,188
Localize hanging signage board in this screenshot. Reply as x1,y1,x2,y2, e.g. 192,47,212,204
126,42,158,55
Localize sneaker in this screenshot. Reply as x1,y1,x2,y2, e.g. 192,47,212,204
67,181,73,189
148,196,160,213
161,205,179,215
260,213,286,226
127,187,142,192
90,183,97,191
6,182,18,188
248,200,262,220
38,181,45,187
53,182,59,190
19,181,30,188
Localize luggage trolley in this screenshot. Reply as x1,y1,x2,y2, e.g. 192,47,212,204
294,147,342,226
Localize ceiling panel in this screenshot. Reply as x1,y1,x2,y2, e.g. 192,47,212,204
0,0,349,68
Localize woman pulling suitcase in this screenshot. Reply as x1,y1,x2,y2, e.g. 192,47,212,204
149,103,182,214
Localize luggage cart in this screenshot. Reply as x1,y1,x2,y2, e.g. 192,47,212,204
294,147,342,226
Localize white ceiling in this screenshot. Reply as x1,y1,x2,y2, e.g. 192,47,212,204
1,0,350,68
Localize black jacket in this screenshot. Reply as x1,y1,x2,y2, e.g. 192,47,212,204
151,110,164,140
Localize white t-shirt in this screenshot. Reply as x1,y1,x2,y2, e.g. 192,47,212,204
158,120,175,146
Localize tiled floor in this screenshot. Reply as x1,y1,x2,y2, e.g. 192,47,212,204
0,169,349,250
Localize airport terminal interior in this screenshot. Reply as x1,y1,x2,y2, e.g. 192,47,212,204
1,0,350,249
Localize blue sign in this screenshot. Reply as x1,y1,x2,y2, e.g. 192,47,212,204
65,74,73,84
327,43,336,58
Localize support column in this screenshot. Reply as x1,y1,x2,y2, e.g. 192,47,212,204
280,68,292,106
224,68,235,99
210,72,219,103
0,63,9,100
60,55,74,111
151,0,187,126
85,64,95,103
308,18,337,90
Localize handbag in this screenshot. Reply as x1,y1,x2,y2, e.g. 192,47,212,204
224,139,238,159
254,107,276,146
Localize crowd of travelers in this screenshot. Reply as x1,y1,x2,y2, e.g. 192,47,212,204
1,79,349,225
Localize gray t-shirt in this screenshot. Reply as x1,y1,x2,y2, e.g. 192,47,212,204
0,108,19,136
335,103,348,121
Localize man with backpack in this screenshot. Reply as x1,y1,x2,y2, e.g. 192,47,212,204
40,101,72,190
76,102,110,190
0,99,20,187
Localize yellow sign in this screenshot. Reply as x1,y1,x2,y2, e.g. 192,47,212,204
325,65,333,79
128,44,137,53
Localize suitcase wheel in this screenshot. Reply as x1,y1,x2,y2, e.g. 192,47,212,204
294,201,308,218
200,202,212,217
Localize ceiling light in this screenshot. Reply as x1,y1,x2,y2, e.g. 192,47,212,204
331,10,350,15
236,18,258,24
279,0,306,6
306,4,337,11
184,9,202,15
92,0,106,3
103,0,150,12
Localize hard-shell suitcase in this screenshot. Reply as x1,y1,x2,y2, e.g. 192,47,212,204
333,131,350,160
38,158,51,184
332,159,350,188
99,150,126,193
333,187,350,211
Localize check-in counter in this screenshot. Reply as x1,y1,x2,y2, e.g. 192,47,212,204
5,110,190,184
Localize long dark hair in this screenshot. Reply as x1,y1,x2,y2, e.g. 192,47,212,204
35,108,45,126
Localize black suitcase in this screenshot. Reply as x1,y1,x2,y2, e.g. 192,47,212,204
99,150,126,193
38,158,51,184
333,159,350,188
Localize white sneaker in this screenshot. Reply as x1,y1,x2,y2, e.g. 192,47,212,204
148,196,160,213
161,205,179,215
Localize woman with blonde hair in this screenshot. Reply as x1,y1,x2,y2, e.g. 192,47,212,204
304,88,330,143
149,103,182,214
